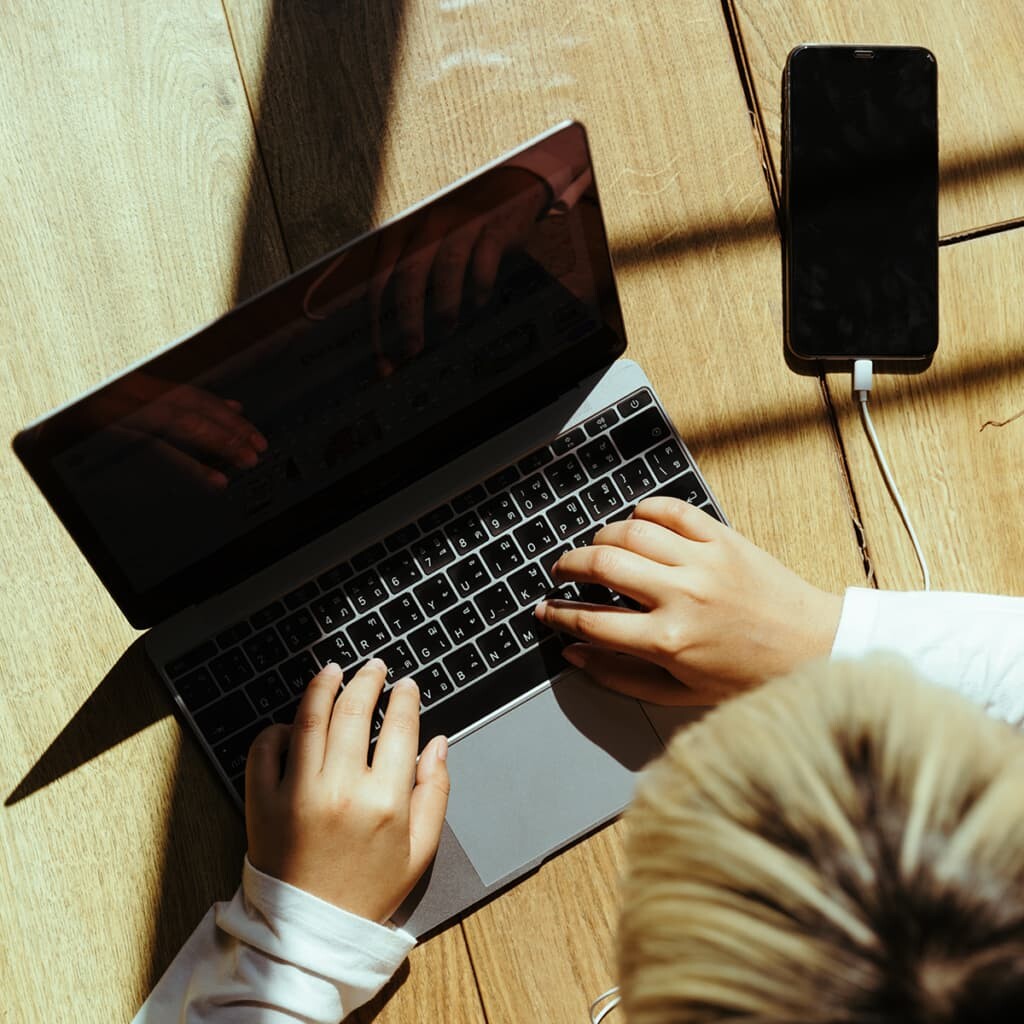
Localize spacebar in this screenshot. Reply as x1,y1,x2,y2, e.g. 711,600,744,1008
416,638,567,753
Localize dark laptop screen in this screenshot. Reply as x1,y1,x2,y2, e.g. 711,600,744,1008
14,123,627,627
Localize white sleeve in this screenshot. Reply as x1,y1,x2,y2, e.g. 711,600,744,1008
831,587,1024,727
131,857,415,1024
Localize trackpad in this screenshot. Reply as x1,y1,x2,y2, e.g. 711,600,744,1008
443,672,661,887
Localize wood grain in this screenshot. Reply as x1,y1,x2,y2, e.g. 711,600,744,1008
824,226,1024,594
729,0,1024,237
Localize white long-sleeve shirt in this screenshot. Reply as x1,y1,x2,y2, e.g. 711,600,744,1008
132,586,1024,1023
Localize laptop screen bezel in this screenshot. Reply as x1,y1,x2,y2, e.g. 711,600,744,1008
12,121,628,629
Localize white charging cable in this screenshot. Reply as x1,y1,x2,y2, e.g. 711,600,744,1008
587,986,621,1023
853,359,931,590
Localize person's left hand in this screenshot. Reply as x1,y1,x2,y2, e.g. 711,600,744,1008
245,660,450,923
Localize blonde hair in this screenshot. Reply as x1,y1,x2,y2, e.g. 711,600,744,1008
618,657,1024,1023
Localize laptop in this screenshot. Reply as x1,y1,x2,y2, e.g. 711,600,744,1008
13,120,726,936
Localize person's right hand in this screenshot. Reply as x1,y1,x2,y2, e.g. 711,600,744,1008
245,660,450,923
534,497,843,706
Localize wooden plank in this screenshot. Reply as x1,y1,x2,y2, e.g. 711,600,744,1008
823,226,1024,594
0,3,481,1021
729,0,1024,237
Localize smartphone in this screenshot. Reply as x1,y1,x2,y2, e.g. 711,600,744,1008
782,44,938,363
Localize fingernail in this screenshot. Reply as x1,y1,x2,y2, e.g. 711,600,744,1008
322,661,343,678
250,432,268,452
534,600,547,619
396,676,418,692
368,657,386,671
436,735,448,762
563,645,584,667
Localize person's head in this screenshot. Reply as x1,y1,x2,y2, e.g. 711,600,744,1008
618,657,1024,1023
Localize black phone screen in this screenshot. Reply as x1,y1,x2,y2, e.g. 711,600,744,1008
784,45,938,361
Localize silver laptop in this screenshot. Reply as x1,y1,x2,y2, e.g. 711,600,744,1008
13,121,725,936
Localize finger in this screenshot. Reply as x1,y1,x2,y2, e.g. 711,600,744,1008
371,676,422,792
562,644,708,706
245,723,292,810
149,437,229,489
432,228,476,327
408,734,451,875
156,404,259,469
324,658,387,776
369,227,407,376
286,662,344,780
189,390,268,453
535,598,649,655
470,227,505,305
631,497,725,543
550,545,677,605
393,235,441,357
589,516,700,567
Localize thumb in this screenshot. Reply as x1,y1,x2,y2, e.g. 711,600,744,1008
408,735,450,873
562,644,705,706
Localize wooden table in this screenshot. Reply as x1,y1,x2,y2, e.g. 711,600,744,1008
2,2,1020,1021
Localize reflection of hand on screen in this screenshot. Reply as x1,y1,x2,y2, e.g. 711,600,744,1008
368,166,551,375
97,373,268,489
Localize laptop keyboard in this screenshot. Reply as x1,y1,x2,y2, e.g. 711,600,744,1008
162,388,723,801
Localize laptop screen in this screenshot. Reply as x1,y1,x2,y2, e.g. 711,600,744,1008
14,123,627,627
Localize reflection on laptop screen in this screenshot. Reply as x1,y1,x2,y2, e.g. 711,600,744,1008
15,123,626,625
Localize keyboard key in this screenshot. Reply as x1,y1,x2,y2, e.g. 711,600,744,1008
310,589,355,632
451,485,486,514
195,690,255,745
379,551,422,591
614,459,657,503
243,628,288,673
517,447,554,473
417,663,457,708
580,479,624,520
443,644,487,688
351,542,386,571
411,532,455,575
250,601,285,629
509,608,553,648
510,474,555,516
548,497,591,541
653,470,710,509
369,689,391,742
441,602,486,644
611,407,670,459
408,622,453,663
166,641,217,678
446,513,489,556
209,648,255,689
272,698,302,724
647,439,690,482
584,408,620,435
280,652,319,694
384,523,420,552
283,581,319,610
278,609,321,652
513,517,558,559
507,564,550,605
316,562,353,589
413,574,459,616
216,621,252,650
420,639,566,751
245,671,290,714
551,426,586,455
477,624,520,668
377,640,418,681
347,612,392,657
418,504,455,531
448,555,491,597
475,582,517,626
478,493,522,535
484,465,520,494
347,570,389,613
213,718,269,779
480,536,524,577
546,455,587,497
175,666,220,713
313,631,358,670
577,436,621,476
380,593,425,634
615,388,653,418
